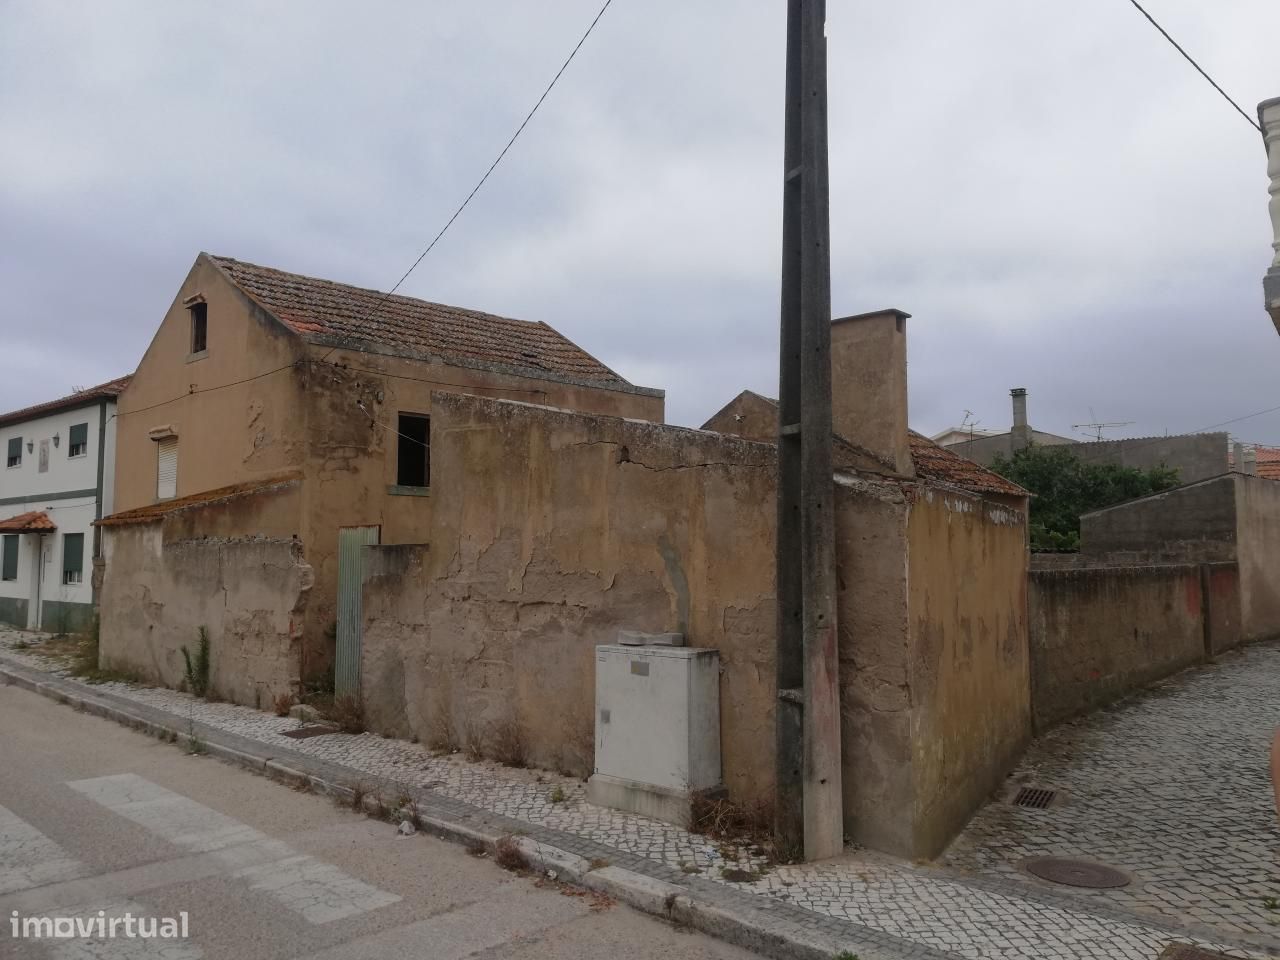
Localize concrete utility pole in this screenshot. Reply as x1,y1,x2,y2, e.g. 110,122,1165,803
1260,97,1280,334
775,0,843,863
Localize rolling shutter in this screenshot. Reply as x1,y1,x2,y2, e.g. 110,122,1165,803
69,422,88,454
63,533,84,584
1,536,16,581
157,438,178,500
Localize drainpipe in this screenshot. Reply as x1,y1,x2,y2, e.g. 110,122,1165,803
1261,97,1280,334
92,399,107,608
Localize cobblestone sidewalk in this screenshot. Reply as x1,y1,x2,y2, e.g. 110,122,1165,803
945,640,1280,940
2,626,1276,960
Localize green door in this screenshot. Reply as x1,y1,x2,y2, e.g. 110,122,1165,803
336,525,380,699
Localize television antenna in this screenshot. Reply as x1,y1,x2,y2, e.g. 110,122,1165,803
960,409,982,441
1073,407,1133,441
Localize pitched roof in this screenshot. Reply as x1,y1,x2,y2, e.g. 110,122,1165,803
97,473,302,528
0,376,132,429
207,255,653,393
907,432,1028,497
0,511,56,533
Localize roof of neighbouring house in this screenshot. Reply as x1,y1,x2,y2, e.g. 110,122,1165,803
96,473,302,527
0,511,56,533
907,432,1028,497
207,254,656,394
0,376,132,429
700,390,1027,497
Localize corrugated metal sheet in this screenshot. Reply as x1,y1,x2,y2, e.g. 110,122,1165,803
156,438,178,500
335,525,379,699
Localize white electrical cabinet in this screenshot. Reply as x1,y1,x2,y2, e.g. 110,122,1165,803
586,644,723,826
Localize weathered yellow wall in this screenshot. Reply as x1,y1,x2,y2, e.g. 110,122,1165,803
98,483,312,707
114,256,309,514
297,345,665,677
700,391,779,443
361,392,777,794
905,487,1031,860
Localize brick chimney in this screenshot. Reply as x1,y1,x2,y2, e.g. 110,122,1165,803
1261,96,1280,334
1010,387,1031,452
829,308,912,476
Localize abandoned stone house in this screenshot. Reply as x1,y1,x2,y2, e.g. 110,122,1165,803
358,308,1032,858
96,252,664,703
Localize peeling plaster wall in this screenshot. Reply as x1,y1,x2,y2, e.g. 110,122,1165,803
297,344,665,681
362,393,776,796
362,395,1033,859
98,483,311,707
906,488,1031,860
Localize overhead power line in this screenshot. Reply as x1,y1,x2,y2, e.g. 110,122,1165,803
1123,0,1262,134
318,0,618,366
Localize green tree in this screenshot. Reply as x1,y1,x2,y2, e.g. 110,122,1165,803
989,445,1180,551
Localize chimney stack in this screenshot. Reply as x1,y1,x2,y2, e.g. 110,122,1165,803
829,308,913,476
1010,387,1031,452
1261,96,1280,334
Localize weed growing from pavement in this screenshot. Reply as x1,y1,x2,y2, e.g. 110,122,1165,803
180,627,211,698
494,836,530,873
349,781,367,812
185,716,206,756
549,785,566,804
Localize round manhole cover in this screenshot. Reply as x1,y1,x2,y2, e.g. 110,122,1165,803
1023,857,1131,889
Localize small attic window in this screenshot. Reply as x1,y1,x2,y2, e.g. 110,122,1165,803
189,302,208,354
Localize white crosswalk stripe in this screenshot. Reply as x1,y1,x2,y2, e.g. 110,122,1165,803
0,804,87,895
66,775,398,925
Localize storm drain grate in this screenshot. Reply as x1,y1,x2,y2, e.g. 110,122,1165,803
1012,786,1058,809
279,725,338,740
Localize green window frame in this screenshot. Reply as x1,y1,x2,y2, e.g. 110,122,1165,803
6,437,20,468
69,422,89,458
1,535,17,581
62,533,84,585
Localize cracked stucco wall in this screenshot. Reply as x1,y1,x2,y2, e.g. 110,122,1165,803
361,392,777,798
99,489,313,708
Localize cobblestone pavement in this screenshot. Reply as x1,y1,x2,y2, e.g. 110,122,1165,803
945,640,1280,941
3,625,1276,960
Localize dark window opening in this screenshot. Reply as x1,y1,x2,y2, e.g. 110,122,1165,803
6,437,21,468
1,535,16,581
63,533,84,585
190,302,208,354
397,414,429,488
69,422,88,457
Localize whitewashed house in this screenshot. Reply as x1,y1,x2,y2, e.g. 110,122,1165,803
0,377,130,632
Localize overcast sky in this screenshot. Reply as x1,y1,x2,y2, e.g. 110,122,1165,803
2,1,1278,445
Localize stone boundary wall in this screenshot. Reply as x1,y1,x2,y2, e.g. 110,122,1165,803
1029,561,1240,731
99,523,313,707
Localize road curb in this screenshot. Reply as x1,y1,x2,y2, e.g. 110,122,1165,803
0,659,921,960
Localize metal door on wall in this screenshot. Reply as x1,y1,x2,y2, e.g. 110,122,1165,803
335,525,380,699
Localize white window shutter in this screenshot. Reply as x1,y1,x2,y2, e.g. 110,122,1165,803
156,438,178,500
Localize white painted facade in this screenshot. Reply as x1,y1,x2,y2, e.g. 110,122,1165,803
0,392,121,631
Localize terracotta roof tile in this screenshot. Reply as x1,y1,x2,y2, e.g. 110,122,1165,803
0,376,132,429
0,511,56,533
97,473,301,528
208,255,636,389
908,431,1028,497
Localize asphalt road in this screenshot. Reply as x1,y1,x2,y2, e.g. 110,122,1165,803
0,682,758,960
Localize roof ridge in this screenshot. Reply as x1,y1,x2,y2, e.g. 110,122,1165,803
0,374,133,427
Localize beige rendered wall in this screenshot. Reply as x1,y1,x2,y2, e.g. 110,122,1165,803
297,346,665,679
700,391,779,443
1235,476,1280,642
905,487,1031,859
360,392,777,796
113,255,309,515
98,490,312,708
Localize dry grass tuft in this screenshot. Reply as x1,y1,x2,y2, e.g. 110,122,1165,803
327,694,365,734
273,691,296,717
488,717,527,768
690,792,774,856
493,835,529,873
